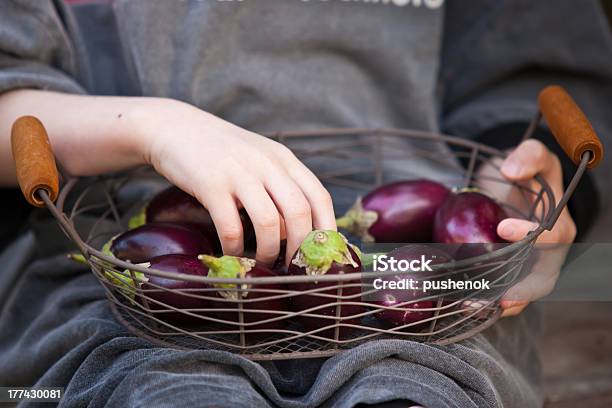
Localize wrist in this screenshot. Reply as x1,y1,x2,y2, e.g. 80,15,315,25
127,97,194,167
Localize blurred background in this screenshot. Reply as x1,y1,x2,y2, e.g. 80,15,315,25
530,2,612,407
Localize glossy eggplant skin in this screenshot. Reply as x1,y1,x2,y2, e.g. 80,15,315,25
212,264,287,330
375,289,433,328
141,254,210,318
110,223,212,264
146,186,256,251
368,180,449,243
433,191,507,244
288,246,362,338
338,180,449,243
373,245,452,328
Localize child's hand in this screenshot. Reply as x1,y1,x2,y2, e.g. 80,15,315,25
136,99,336,265
0,91,335,264
479,139,576,317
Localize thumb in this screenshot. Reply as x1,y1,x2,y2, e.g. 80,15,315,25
497,218,538,242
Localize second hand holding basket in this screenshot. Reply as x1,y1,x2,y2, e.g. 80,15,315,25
11,86,604,360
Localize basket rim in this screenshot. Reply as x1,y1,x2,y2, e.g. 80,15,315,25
58,127,555,285
84,235,538,285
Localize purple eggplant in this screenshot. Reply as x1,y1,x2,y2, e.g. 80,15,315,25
109,222,213,264
336,180,449,243
199,254,287,330
372,245,452,328
139,254,211,322
271,240,288,274
433,189,507,244
454,243,508,278
130,186,256,252
287,230,362,338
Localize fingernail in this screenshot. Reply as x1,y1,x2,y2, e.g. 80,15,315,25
501,300,527,308
501,306,521,317
501,302,529,317
502,158,522,177
500,222,514,238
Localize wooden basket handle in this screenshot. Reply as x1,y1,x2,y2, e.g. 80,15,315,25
11,116,59,207
538,85,604,169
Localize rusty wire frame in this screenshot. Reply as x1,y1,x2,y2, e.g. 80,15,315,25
38,121,590,360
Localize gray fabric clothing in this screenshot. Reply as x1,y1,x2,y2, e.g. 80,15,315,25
1,0,612,407
110,0,443,132
439,1,612,240
0,1,86,95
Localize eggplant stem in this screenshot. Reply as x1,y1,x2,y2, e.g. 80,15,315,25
67,253,88,265
198,254,221,270
335,216,353,229
360,252,387,268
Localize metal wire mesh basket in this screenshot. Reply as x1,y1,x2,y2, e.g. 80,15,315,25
11,86,603,360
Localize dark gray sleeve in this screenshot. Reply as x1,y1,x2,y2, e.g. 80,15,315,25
440,0,612,139
0,0,86,94
440,0,612,236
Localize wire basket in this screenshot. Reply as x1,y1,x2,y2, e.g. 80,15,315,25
11,86,603,360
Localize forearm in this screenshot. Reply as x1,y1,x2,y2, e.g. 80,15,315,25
0,89,159,185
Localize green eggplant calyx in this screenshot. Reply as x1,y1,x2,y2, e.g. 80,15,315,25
335,198,378,243
198,254,254,300
360,252,386,269
104,267,148,303
102,238,114,257
292,230,359,276
128,207,147,229
452,186,482,194
99,236,147,302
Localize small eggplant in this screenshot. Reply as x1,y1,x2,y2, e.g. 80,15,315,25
92,223,212,297
130,186,256,252
199,254,287,330
372,245,452,328
433,189,507,244
336,180,449,243
110,222,213,264
142,254,210,308
139,254,211,322
287,230,362,338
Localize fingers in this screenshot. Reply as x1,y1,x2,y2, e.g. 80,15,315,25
276,145,337,230
153,116,336,265
292,168,336,230
500,300,529,317
497,216,572,318
197,192,244,256
501,139,556,181
501,139,568,217
498,217,572,318
236,179,281,265
264,172,313,265
271,145,336,263
497,217,574,244
500,243,567,316
497,218,538,242
499,138,575,243
481,140,577,318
